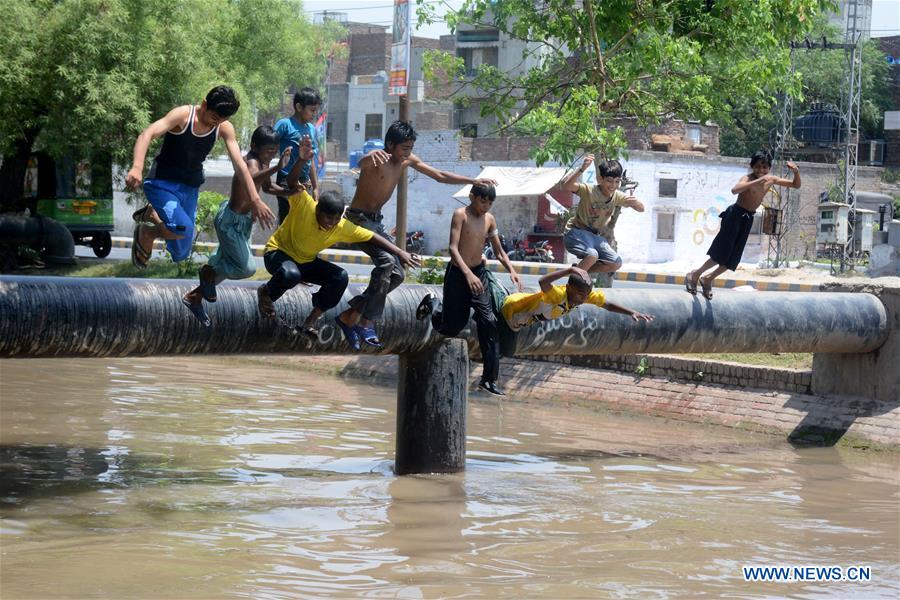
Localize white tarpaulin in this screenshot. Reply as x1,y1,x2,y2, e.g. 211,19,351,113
453,166,568,200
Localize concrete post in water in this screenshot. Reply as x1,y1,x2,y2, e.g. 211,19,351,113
395,338,468,475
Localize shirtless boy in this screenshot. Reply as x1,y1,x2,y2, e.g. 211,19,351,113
181,126,291,326
334,120,497,350
415,183,522,396
686,151,801,299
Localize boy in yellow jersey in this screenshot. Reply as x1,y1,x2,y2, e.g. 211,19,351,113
257,142,420,343
502,266,654,333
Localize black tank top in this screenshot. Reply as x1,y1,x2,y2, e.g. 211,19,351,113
149,105,218,187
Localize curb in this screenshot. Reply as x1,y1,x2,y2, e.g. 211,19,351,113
110,237,820,292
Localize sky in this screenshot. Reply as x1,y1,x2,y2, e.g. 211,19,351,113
302,0,899,39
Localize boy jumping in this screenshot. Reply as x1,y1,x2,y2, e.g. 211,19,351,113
257,149,420,342
686,151,801,299
502,266,654,332
416,183,522,397
125,86,274,268
560,154,644,274
335,120,498,351
181,126,291,326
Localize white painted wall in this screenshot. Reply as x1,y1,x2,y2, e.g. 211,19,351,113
346,84,387,154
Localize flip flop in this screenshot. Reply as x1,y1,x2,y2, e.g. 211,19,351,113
131,223,150,270
334,317,361,351
416,293,434,321
700,279,714,300
356,326,384,348
295,324,319,340
684,273,697,295
181,297,211,327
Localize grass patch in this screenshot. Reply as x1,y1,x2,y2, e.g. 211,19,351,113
676,352,813,369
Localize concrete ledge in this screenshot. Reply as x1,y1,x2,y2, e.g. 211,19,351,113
295,353,900,450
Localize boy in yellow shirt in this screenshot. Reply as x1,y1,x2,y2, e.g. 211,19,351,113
502,266,653,333
257,147,419,343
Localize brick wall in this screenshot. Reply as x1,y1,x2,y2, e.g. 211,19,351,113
469,136,546,161
348,32,391,78
297,354,900,448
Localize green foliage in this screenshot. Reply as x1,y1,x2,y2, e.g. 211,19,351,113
419,0,833,164
0,0,339,176
195,191,225,242
720,17,892,157
882,168,900,184
635,357,649,376
412,258,446,284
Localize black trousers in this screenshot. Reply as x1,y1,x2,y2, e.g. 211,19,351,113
263,250,348,311
431,263,500,383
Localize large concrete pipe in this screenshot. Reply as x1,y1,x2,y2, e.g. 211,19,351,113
0,276,889,358
0,215,75,265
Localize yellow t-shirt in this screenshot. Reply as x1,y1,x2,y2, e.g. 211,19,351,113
565,183,629,232
264,190,374,264
501,284,605,332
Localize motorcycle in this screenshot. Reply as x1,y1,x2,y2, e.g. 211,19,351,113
508,238,554,263
483,234,511,260
390,227,426,254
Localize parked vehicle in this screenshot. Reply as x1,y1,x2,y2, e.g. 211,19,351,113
390,227,426,254
483,234,511,259
508,238,554,263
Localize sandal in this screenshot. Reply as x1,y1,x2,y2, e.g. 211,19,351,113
334,316,361,351
131,223,151,270
295,324,319,340
181,296,211,327
356,326,384,348
132,204,152,224
700,278,714,300
416,293,435,321
684,273,697,295
257,284,276,318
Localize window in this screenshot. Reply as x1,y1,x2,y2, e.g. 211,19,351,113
659,178,677,198
686,125,702,146
821,210,833,220
364,114,382,140
461,123,478,138
656,212,675,241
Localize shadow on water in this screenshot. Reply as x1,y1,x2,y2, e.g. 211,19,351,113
0,444,254,508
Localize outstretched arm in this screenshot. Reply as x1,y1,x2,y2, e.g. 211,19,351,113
367,233,421,269
125,105,191,190
771,161,801,189
537,266,580,293
603,301,654,322
286,137,314,190
408,154,497,186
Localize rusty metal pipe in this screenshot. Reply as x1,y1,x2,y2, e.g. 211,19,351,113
0,276,889,358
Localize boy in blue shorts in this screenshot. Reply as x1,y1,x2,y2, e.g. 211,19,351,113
274,87,321,224
181,126,292,326
125,86,275,268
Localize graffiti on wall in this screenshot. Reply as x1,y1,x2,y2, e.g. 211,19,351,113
691,195,729,246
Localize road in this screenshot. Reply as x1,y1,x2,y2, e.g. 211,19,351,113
75,245,686,291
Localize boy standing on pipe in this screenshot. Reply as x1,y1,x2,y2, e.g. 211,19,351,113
415,183,523,397
686,152,800,299
334,120,498,351
125,86,275,269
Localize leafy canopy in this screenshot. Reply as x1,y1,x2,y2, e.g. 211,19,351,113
418,0,836,165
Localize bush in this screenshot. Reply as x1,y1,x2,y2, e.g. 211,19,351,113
412,257,445,284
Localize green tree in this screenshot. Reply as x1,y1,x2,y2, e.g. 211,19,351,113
419,0,834,165
0,0,338,213
719,18,893,157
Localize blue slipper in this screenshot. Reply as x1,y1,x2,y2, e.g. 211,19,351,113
181,297,211,328
334,317,360,351
356,326,384,348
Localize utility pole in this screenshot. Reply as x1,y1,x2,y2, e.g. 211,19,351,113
396,95,408,250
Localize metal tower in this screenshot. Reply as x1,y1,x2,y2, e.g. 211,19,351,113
839,0,864,272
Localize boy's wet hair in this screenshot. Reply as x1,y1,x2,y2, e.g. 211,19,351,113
317,191,345,216
250,125,279,148
750,150,773,167
205,86,240,118
597,159,623,179
294,87,322,109
567,271,593,292
470,182,496,201
385,120,417,147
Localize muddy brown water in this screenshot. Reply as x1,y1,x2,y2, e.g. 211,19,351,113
1,357,898,599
